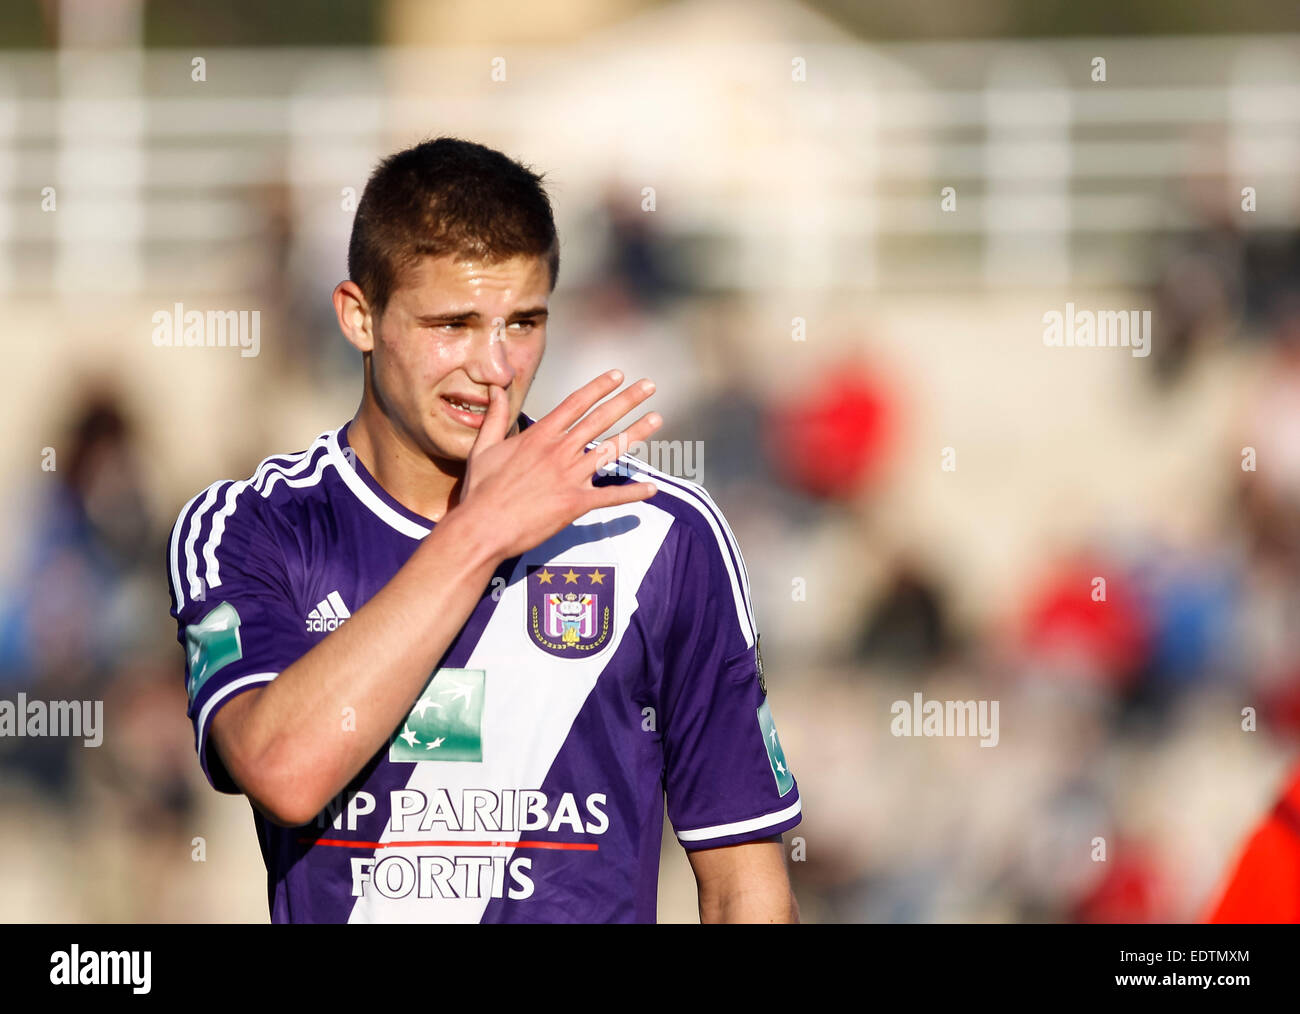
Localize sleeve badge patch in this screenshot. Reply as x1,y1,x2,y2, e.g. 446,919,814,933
184,601,243,703
756,699,794,796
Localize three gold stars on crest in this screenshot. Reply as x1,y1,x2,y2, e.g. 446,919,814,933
535,568,605,585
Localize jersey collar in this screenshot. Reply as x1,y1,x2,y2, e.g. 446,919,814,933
329,413,535,539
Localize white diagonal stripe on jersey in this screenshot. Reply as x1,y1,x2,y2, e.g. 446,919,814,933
586,439,756,648
316,598,336,620
348,500,675,925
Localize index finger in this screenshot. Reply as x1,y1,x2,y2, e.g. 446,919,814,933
537,369,624,434
469,383,512,455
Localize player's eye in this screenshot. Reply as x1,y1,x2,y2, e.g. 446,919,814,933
509,319,537,333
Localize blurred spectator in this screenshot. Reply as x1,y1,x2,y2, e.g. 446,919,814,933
595,182,685,312
1205,762,1300,923
855,558,952,671
0,391,156,800
1017,556,1152,691
763,359,897,502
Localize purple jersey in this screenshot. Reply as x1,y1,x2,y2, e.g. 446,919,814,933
166,415,800,923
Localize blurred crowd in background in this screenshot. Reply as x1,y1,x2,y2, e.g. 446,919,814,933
3,0,1300,921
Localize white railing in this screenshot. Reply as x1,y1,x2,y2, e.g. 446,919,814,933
0,34,1298,297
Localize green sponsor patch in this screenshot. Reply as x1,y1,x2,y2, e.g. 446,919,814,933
390,668,485,763
185,601,243,702
757,699,794,796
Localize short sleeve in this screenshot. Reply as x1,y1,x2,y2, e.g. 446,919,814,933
658,509,802,851
166,482,309,793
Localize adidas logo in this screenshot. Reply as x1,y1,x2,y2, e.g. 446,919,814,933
306,591,351,632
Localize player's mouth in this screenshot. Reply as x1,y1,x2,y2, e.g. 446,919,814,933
439,392,490,429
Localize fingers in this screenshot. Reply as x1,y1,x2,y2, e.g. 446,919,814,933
569,378,656,449
471,384,512,454
542,370,624,434
581,411,664,478
587,479,659,512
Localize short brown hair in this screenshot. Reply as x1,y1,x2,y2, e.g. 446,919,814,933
347,136,560,317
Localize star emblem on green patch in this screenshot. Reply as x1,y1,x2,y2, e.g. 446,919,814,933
757,699,793,796
184,601,243,702
389,668,485,763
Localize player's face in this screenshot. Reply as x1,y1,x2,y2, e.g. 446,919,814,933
370,253,550,464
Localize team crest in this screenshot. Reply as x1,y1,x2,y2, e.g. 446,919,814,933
527,564,615,657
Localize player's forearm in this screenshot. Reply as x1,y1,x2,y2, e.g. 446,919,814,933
699,880,801,924
227,505,507,824
691,839,801,924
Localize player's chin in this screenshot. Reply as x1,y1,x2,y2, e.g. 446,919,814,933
423,420,476,462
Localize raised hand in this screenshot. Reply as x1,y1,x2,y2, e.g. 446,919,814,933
456,370,662,560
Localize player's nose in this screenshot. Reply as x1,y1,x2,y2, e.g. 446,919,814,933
464,319,515,388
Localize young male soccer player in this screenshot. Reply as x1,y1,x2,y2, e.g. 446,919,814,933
166,137,801,923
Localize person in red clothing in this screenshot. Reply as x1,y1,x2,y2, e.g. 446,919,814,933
1205,763,1300,922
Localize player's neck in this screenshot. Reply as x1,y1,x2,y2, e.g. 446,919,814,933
346,402,463,523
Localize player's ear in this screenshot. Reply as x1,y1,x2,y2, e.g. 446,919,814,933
333,280,375,354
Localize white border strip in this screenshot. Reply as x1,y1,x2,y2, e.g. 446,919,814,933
622,452,752,588
326,428,432,540
627,462,755,649
168,488,207,612
204,441,326,591
195,671,279,759
181,481,230,606
675,798,802,842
